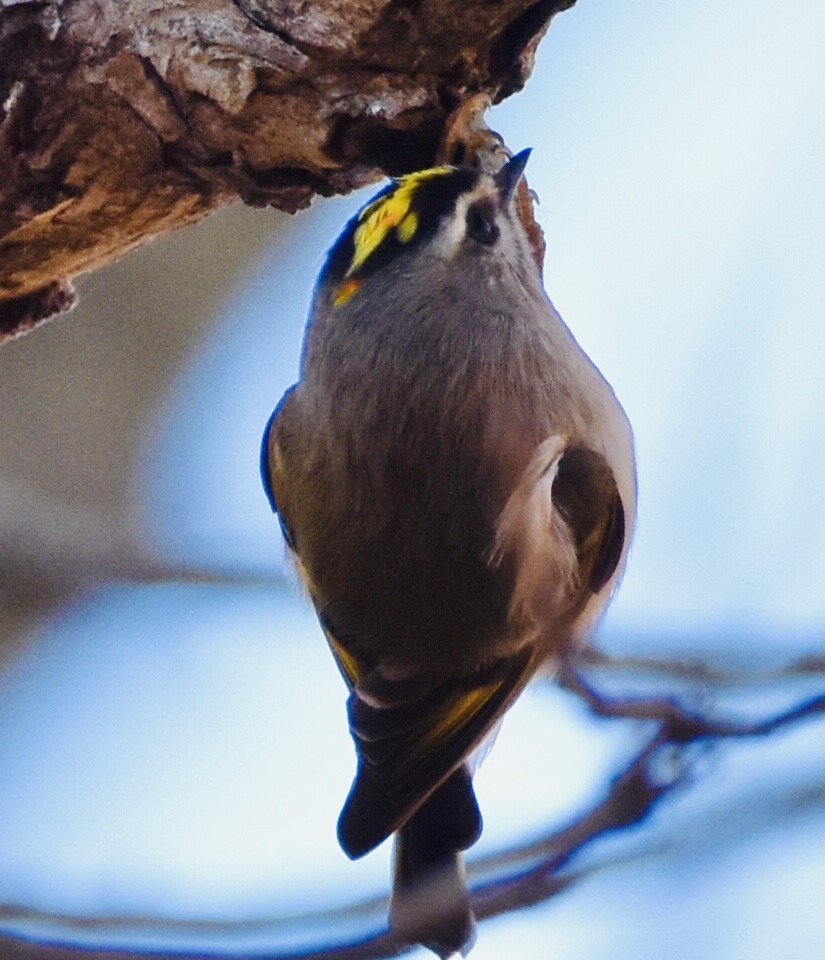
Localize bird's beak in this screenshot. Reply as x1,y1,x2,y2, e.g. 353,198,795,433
494,148,532,204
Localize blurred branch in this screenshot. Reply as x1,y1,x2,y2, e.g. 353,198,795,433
578,644,825,685
0,477,287,658
0,0,574,339
2,475,822,955
0,656,821,960
558,666,825,739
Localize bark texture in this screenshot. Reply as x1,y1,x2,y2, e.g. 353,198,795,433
0,0,574,340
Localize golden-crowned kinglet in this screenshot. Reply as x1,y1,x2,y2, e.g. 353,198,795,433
262,150,636,957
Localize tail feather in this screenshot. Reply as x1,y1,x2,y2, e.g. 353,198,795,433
390,766,481,958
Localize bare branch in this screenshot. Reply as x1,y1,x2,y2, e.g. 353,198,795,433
0,661,821,960
0,477,288,660
576,644,825,686
0,0,575,339
559,665,825,739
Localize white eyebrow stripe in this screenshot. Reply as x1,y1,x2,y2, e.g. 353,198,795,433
430,181,497,260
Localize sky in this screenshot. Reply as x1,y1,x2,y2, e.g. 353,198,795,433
141,0,825,643
0,0,823,957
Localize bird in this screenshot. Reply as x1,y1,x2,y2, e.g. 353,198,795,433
261,149,636,957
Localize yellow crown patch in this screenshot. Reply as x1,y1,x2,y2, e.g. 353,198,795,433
347,166,454,277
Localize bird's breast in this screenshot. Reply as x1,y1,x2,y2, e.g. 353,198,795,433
299,282,635,673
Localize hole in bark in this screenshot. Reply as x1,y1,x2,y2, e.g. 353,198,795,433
327,111,444,177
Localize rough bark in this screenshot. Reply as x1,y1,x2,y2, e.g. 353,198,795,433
0,0,574,340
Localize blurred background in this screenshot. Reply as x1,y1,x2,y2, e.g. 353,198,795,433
0,0,823,957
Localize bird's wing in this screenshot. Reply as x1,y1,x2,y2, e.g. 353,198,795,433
552,445,626,597
260,408,279,514
261,385,301,552
327,620,535,859
491,437,628,633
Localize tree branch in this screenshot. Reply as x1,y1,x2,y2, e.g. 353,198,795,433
0,0,574,339
0,655,821,960
0,477,289,662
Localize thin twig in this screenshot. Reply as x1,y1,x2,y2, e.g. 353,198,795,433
575,644,825,686
1,666,821,960
560,665,825,740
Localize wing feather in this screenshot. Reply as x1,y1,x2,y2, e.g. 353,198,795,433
336,647,534,859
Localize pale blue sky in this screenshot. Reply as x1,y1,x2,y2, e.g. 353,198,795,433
142,0,825,641
1,1,822,957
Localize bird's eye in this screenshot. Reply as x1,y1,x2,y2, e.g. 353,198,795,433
465,204,500,245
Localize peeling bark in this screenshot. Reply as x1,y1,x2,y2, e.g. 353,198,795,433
0,0,574,340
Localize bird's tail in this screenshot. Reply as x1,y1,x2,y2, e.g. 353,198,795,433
390,766,481,958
